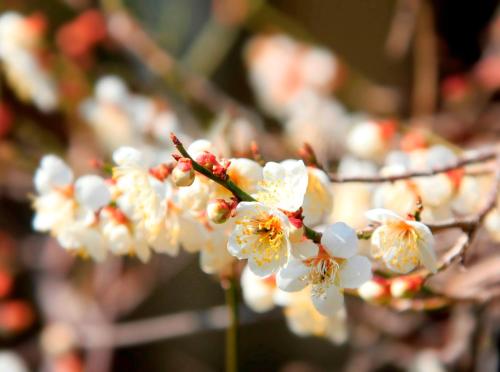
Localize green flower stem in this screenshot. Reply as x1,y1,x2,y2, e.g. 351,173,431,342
224,276,239,372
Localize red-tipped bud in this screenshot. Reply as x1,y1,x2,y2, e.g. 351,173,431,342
149,163,171,181
207,199,232,224
170,132,181,146
358,277,390,303
389,275,423,298
172,158,195,187
196,151,218,170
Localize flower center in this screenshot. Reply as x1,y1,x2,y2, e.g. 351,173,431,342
239,213,286,266
379,221,421,270
305,249,345,297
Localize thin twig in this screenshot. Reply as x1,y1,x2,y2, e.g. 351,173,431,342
76,304,274,349
171,133,323,243
329,149,497,183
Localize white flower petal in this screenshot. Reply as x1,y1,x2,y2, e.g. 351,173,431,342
135,242,151,263
311,285,344,316
75,175,111,211
407,220,437,273
277,259,309,292
34,155,73,194
112,146,144,166
248,256,281,277
339,255,372,288
262,161,285,181
382,247,417,274
321,222,358,259
291,240,319,259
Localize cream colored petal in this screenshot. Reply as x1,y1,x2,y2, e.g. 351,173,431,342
312,285,344,316
339,255,372,289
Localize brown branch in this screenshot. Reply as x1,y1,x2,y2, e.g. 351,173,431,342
411,0,438,116
75,305,274,349
330,149,497,183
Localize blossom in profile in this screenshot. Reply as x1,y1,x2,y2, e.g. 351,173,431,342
302,167,333,226
278,223,372,316
228,202,293,276
32,155,75,233
366,208,437,274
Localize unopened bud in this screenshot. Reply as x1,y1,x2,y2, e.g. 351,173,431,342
172,158,195,187
195,151,218,170
358,278,390,303
390,276,423,298
207,199,232,224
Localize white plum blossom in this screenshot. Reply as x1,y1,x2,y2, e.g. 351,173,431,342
245,34,339,118
74,175,111,211
0,12,58,111
32,156,113,261
228,202,293,277
80,75,186,154
347,120,395,160
255,160,308,212
366,208,437,274
284,92,351,162
99,206,151,262
34,155,74,195
199,222,234,274
278,222,372,316
32,155,75,233
213,158,262,199
112,147,168,243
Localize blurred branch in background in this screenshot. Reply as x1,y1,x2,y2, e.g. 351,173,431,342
412,0,438,116
99,0,265,128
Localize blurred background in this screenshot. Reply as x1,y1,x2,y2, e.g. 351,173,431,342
0,0,500,371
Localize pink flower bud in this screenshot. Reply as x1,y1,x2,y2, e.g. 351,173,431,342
172,158,195,187
195,151,218,170
358,277,390,303
390,276,423,298
207,199,232,224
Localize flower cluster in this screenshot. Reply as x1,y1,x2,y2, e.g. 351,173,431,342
0,11,58,111
80,75,188,156
24,23,498,349
32,126,457,344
